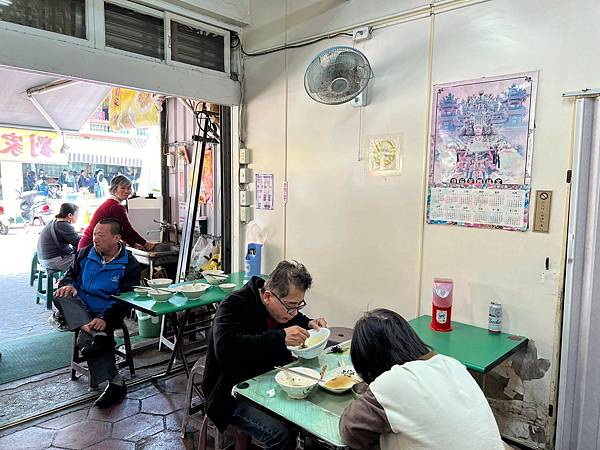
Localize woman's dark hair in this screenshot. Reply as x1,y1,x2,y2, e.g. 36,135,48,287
109,175,131,195
55,202,79,219
350,309,431,383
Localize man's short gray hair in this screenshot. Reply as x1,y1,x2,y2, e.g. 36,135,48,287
109,175,132,195
264,260,312,297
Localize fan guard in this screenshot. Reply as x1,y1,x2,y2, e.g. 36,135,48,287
304,46,372,105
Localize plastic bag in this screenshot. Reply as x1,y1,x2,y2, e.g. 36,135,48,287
190,236,212,269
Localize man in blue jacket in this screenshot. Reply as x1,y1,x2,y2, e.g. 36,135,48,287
54,218,140,408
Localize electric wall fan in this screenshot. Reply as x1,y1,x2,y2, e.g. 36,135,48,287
304,46,372,105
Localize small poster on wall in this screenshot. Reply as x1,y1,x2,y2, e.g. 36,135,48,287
367,134,403,176
427,71,538,231
256,173,274,210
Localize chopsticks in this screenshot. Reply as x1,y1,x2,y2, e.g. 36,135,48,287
203,272,228,278
133,285,174,294
274,366,323,383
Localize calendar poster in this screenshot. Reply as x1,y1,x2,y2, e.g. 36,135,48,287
427,72,537,231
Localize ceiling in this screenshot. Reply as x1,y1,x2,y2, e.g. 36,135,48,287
0,66,111,132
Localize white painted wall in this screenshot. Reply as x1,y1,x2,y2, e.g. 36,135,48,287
241,0,600,447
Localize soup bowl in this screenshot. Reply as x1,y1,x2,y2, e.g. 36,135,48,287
287,328,330,359
147,278,173,288
275,367,320,399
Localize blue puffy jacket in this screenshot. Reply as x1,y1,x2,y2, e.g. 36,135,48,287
59,244,140,321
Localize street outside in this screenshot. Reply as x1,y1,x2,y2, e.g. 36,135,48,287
0,226,57,341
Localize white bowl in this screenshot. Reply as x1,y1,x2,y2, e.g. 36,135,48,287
219,283,237,293
203,270,227,285
147,278,173,288
147,289,173,302
319,366,361,394
275,367,320,399
287,328,330,359
134,287,149,297
177,283,210,299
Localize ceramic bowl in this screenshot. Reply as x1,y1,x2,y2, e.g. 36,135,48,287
275,367,320,399
287,328,330,359
203,270,227,285
147,289,173,302
177,283,210,299
134,287,150,297
147,278,173,288
219,283,237,293
319,366,361,394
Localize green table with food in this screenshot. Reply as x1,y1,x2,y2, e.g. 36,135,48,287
111,271,249,378
232,339,355,450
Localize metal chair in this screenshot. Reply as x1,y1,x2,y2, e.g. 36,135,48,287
70,321,135,389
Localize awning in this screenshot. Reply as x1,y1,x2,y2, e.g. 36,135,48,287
0,66,111,132
65,135,143,167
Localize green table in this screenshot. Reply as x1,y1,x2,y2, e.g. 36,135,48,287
232,349,354,449
112,271,250,377
112,271,249,317
409,315,528,373
233,316,528,449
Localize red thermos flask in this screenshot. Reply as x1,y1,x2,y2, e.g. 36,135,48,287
431,278,453,332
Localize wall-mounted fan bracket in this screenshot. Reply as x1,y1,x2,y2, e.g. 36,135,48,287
353,26,371,42
351,88,367,108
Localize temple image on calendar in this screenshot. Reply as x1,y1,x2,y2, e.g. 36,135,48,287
431,76,534,187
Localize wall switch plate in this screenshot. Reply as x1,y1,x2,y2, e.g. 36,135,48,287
240,206,253,223
533,190,552,233
239,167,251,184
240,190,252,206
239,148,251,164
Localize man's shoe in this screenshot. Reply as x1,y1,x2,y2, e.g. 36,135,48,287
94,383,127,409
81,334,112,359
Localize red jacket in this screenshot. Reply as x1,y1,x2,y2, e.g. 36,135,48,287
78,198,146,249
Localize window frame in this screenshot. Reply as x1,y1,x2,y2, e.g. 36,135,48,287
0,0,94,47
165,12,230,77
98,0,166,63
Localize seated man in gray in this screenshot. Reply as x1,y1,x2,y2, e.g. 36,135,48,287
54,218,140,408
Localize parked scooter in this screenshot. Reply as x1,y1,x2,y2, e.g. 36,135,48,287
14,189,53,227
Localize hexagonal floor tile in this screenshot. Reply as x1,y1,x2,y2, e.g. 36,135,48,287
0,426,55,450
39,408,89,430
52,420,111,449
157,374,189,394
141,392,185,415
88,399,140,423
127,384,161,400
84,438,135,450
112,413,164,442
137,431,195,450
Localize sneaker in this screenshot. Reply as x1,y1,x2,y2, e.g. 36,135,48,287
94,382,127,409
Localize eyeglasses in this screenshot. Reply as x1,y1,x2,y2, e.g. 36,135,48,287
268,290,306,314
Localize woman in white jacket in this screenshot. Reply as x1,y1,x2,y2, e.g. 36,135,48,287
339,309,506,450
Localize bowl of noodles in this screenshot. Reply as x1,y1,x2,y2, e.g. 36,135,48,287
275,367,320,399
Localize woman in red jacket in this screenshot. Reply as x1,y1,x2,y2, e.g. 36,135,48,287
78,175,156,251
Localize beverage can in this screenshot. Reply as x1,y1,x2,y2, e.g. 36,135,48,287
488,302,502,334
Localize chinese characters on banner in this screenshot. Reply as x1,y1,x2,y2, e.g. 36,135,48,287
427,72,538,231
256,174,274,210
0,127,66,164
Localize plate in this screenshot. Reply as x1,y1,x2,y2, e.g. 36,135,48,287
319,366,361,394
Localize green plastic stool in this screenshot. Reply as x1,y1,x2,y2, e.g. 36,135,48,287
30,251,41,287
36,268,64,310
